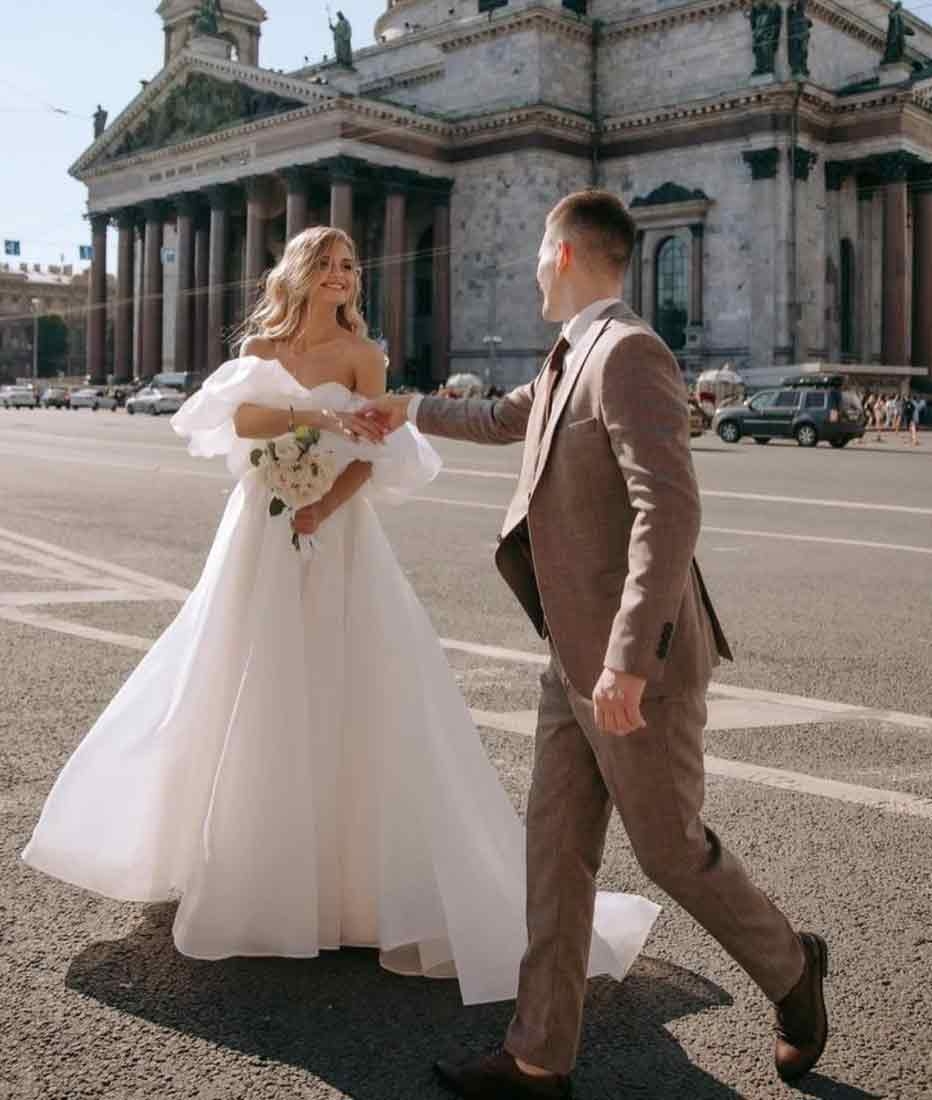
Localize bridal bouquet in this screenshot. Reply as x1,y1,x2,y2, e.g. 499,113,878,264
250,426,338,552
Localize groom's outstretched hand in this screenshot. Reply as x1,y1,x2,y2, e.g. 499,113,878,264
593,667,647,735
359,394,411,434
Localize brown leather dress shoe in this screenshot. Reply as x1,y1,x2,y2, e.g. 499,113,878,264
774,932,829,1082
435,1049,572,1099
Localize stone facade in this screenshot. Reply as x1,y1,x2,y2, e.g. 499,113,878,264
0,264,100,381
70,0,932,388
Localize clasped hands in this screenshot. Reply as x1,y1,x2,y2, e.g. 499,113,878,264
318,396,408,445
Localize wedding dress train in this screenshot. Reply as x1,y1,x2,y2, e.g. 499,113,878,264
22,355,659,1005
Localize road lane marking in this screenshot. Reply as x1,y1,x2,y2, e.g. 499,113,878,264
0,608,154,652
441,637,548,666
0,426,184,454
702,489,932,517
703,527,932,556
443,639,932,733
409,495,503,511
0,527,191,600
405,498,932,555
470,708,932,820
441,469,932,518
0,443,229,482
0,589,157,608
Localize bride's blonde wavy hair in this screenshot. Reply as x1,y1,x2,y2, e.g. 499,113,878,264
235,226,367,352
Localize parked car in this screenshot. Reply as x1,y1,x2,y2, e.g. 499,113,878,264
150,371,204,395
1,385,38,408
39,386,70,409
125,386,186,416
713,376,864,447
69,387,118,411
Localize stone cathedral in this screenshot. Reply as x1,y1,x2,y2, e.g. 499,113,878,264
75,0,932,388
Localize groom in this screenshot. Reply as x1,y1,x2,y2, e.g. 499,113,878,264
365,190,828,1097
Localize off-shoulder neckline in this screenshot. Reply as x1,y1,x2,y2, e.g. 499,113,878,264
258,356,354,399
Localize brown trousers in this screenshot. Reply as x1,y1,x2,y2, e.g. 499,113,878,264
504,653,806,1075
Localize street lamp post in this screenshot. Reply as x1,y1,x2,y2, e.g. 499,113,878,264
482,334,502,385
31,298,41,382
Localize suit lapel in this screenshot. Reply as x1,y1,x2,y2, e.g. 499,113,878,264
529,315,612,495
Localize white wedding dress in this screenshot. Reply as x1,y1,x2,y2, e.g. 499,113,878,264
22,355,659,1005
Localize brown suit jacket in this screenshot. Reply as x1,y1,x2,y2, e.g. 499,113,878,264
416,301,732,700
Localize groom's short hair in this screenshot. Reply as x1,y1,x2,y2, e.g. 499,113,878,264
547,190,636,274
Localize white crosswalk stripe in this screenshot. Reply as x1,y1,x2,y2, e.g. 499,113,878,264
2,533,931,820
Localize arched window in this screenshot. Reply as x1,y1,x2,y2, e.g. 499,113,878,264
840,238,856,359
654,236,689,352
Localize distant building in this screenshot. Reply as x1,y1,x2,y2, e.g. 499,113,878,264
71,0,932,387
0,263,103,382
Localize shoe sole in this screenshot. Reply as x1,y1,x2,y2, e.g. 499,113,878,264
777,933,829,1084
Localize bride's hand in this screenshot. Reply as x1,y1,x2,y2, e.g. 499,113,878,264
292,501,327,536
313,409,387,444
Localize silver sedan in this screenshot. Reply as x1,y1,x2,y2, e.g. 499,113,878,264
125,387,185,416
69,388,118,411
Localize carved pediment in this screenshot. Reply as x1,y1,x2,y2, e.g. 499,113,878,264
104,72,305,161
630,182,711,208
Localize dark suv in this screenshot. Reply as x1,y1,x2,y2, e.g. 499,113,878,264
713,375,864,448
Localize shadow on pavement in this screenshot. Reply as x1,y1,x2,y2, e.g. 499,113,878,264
64,903,856,1100
793,1075,883,1100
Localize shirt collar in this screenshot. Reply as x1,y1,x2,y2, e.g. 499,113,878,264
562,297,622,350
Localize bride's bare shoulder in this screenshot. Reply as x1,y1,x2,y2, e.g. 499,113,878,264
239,335,278,360
344,333,388,396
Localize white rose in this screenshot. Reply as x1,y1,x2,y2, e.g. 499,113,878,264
272,434,302,465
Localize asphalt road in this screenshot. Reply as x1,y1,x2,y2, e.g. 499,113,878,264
1,407,930,1100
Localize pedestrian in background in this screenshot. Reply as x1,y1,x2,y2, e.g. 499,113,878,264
909,396,926,446
901,395,915,442
873,394,887,441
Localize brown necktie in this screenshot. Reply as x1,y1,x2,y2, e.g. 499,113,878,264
538,335,570,443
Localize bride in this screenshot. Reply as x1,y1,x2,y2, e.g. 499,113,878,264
21,226,658,1005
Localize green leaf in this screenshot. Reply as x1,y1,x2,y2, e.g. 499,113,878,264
249,448,263,467
295,425,321,446
269,497,286,517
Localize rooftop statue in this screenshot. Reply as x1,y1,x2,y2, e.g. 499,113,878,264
883,2,915,65
194,0,221,36
329,10,353,67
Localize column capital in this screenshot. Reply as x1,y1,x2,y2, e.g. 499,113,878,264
689,222,705,240
88,211,111,233
790,147,818,182
825,161,850,192
856,180,876,201
172,192,201,218
113,207,139,231
279,164,312,191
742,147,779,181
322,155,360,184
140,199,168,223
873,151,918,183
243,175,273,202
205,183,238,210
383,167,415,195
428,178,454,206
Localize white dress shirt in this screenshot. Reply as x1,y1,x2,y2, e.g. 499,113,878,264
406,297,622,424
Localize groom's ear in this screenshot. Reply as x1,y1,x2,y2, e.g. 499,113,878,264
556,239,573,274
